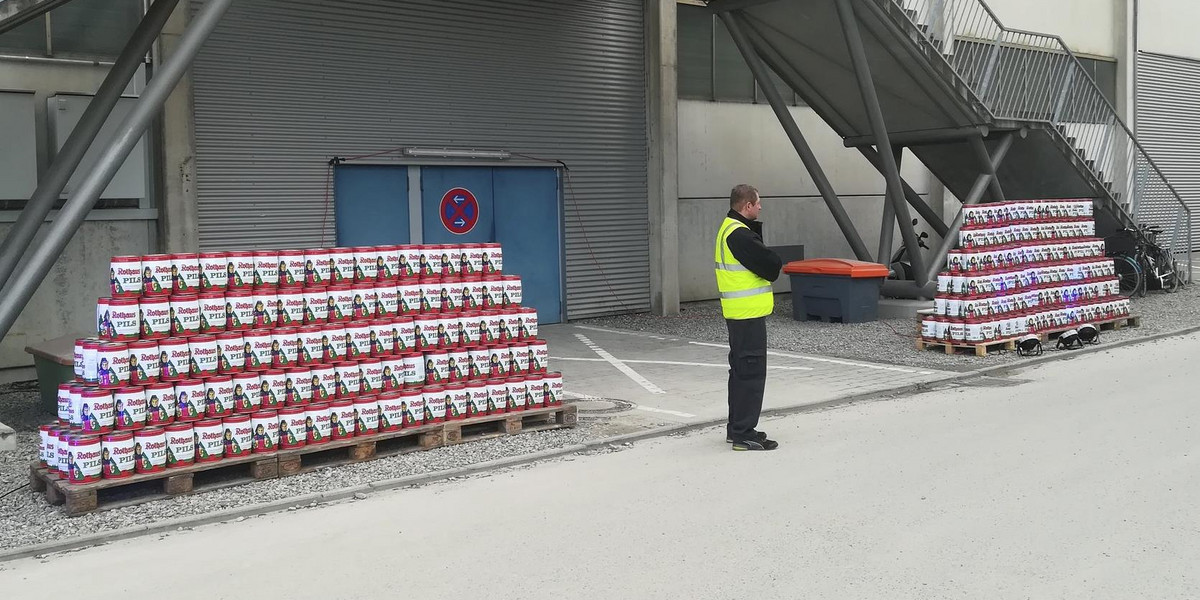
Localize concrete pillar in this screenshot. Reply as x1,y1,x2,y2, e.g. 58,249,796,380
646,0,680,316
157,0,200,252
1114,0,1137,126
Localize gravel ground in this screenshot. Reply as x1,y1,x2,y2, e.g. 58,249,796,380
0,413,601,552
584,286,1200,372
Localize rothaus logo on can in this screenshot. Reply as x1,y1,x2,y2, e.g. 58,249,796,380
199,253,228,291
129,342,161,385
159,339,190,380
376,284,399,317
398,283,422,314
361,360,383,394
112,388,144,432
142,255,173,295
79,389,115,433
468,384,489,415
169,296,201,336
97,344,130,389
139,297,172,340
331,250,356,284
354,400,379,435
395,318,416,353
334,363,361,398
354,249,379,282
229,255,256,289
347,324,372,360
253,252,279,287
251,291,277,329
487,382,508,414
172,254,201,293
285,368,312,405
330,287,354,321
278,252,306,287
305,250,332,286
216,333,245,373
228,294,255,330
69,438,103,483
246,331,273,371
370,320,394,357
111,257,142,297
198,294,227,333
272,330,299,367
188,337,218,377
400,353,425,388
378,246,401,280
380,358,404,391
304,289,329,324
135,430,168,472
225,420,253,457
278,290,306,326
108,301,141,341
251,412,279,452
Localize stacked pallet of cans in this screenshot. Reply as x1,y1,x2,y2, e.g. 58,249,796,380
920,200,1133,347
39,244,564,484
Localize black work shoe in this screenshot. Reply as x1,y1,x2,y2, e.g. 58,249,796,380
731,438,779,451
726,431,768,444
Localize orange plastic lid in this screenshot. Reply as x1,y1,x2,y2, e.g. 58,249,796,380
782,259,890,278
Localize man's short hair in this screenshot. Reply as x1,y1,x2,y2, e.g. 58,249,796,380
730,184,759,210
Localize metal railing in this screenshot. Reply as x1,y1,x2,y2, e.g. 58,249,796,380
879,0,1192,271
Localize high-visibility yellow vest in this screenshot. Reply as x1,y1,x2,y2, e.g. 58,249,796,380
714,217,774,320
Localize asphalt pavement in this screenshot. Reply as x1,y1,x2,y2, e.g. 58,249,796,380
2,332,1197,599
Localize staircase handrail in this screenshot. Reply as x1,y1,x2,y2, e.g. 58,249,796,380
888,0,1191,261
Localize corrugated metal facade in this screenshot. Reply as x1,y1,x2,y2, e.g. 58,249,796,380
189,0,650,318
1136,51,1200,247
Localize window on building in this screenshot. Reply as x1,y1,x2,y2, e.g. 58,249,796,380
0,0,143,59
677,4,803,106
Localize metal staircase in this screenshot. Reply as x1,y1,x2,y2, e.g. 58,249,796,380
709,0,1191,294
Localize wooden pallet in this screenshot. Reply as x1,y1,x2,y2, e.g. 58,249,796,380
29,452,278,516
916,337,1017,357
30,404,578,516
276,422,445,476
444,404,578,445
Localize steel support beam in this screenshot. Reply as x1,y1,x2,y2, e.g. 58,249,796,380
741,20,856,135
720,11,873,262
0,0,233,342
969,136,1006,203
0,0,75,36
842,126,987,148
0,0,182,291
877,146,901,263
834,0,927,283
856,145,950,238
922,133,1015,284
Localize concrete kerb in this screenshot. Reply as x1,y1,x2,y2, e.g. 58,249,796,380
5,323,1195,563
971,323,1200,377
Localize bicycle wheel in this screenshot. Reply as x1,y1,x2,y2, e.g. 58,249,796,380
1137,256,1152,297
1113,255,1143,298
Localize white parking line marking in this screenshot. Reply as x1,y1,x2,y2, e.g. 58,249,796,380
634,405,696,418
574,334,666,395
687,341,928,374
573,325,679,342
553,357,813,371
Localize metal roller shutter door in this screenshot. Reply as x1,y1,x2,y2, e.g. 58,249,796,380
1136,51,1200,248
189,0,650,318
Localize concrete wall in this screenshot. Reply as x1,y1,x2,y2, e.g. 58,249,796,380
986,0,1116,58
0,220,154,375
0,57,156,375
676,100,937,302
1138,0,1200,61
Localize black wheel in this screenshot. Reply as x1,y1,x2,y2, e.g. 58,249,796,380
1113,255,1143,298
1137,256,1152,297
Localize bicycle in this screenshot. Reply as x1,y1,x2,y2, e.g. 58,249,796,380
1106,224,1183,297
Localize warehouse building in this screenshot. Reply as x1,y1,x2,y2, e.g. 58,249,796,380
0,0,1196,376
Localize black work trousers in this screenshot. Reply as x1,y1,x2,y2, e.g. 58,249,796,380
725,316,767,442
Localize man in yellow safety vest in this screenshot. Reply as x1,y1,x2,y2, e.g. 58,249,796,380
715,184,782,451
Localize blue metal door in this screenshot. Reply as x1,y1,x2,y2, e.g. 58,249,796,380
492,168,563,324
333,165,410,246
421,166,564,324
